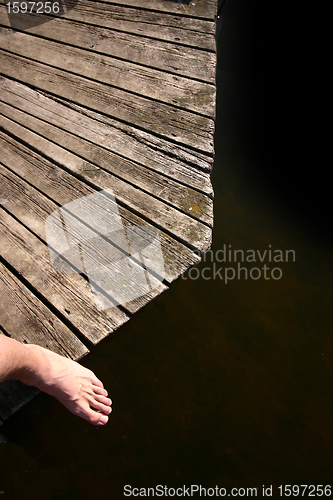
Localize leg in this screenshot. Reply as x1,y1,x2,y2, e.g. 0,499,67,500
0,336,111,425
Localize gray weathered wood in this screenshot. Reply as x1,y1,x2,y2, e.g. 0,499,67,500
0,49,214,152
2,1,216,49
64,0,216,32
0,163,169,314
0,8,216,83
0,209,130,344
83,0,217,20
0,263,89,359
0,0,217,422
0,121,213,251
0,133,201,282
0,21,215,117
0,101,213,226
0,78,214,190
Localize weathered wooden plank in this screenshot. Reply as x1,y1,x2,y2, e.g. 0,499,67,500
0,161,58,236
85,0,217,20
0,263,89,359
0,49,214,153
51,98,214,177
0,131,201,281
2,1,216,49
0,0,217,425
0,126,212,251
0,163,169,315
0,127,212,251
0,78,214,189
63,0,215,45
0,7,216,83
0,208,130,344
0,102,213,226
0,23,215,117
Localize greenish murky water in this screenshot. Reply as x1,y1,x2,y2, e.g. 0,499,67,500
1,1,332,498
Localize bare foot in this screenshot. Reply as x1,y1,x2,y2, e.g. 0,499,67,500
24,345,112,426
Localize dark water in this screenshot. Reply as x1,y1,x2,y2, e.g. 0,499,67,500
1,1,332,498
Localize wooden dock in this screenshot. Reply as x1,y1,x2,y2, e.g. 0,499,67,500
0,0,217,424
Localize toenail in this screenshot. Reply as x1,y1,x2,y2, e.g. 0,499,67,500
99,415,108,425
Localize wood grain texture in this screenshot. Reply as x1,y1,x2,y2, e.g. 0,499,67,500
0,0,217,420
0,162,169,315
0,100,213,226
0,130,202,282
84,0,217,20
0,49,214,152
0,8,216,83
0,208,130,344
60,0,216,48
0,78,214,188
0,126,212,253
0,263,89,359
2,0,216,48
0,20,215,117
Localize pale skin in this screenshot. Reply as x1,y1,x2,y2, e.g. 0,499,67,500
0,336,112,425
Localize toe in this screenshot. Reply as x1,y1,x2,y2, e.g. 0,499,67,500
95,394,112,406
88,410,109,426
89,399,112,415
93,385,108,397
96,414,109,426
90,375,104,388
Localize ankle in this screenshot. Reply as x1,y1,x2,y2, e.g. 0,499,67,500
17,345,51,388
